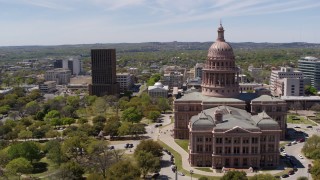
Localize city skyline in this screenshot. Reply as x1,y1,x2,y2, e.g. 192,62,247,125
0,0,320,46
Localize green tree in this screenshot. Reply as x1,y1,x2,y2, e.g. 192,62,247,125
57,161,85,180
130,123,146,137
135,151,160,178
104,117,121,138
311,160,320,180
135,139,163,157
5,157,33,175
35,111,45,121
302,135,320,159
18,130,32,140
122,107,142,123
24,101,40,115
62,132,89,161
92,115,107,124
250,173,276,180
107,160,141,180
66,96,80,108
62,117,76,126
44,110,60,121
221,171,247,180
157,97,171,113
305,85,317,95
147,111,161,122
8,142,41,162
45,140,66,166
61,105,76,118
0,105,10,114
86,140,118,178
50,118,62,127
118,122,131,136
93,97,107,114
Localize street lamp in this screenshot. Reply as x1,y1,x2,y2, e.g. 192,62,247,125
190,170,194,180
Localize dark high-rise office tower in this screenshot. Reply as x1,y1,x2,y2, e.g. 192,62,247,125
89,49,119,96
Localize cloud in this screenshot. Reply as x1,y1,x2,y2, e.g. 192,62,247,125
20,0,74,11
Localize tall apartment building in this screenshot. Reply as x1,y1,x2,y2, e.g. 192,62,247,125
89,49,119,97
45,68,71,85
53,57,82,75
298,56,320,90
270,67,304,96
116,73,133,93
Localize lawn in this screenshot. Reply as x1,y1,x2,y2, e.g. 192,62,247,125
174,139,189,152
195,167,213,172
287,114,317,125
158,140,220,180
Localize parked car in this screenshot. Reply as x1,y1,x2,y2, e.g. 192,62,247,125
294,126,300,128
286,142,292,146
288,170,294,175
281,174,289,178
292,141,297,144
177,172,185,176
109,146,115,150
125,143,130,148
307,125,313,128
129,144,134,148
299,154,304,159
152,173,160,178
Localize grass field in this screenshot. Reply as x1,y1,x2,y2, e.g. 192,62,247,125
195,167,213,172
174,139,189,152
287,114,317,125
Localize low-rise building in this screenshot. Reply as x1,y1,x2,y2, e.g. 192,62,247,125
39,81,57,93
45,68,71,85
116,73,133,93
251,95,287,139
189,106,281,169
148,82,168,98
163,72,184,89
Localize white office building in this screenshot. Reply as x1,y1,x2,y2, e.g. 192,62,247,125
270,67,304,96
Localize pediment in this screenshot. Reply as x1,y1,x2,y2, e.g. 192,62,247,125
225,126,251,134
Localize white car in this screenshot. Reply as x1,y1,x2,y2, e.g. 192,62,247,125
292,141,297,144
299,155,304,159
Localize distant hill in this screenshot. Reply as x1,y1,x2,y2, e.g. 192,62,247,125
0,42,319,62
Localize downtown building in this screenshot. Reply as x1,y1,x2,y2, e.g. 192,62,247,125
89,49,119,97
53,57,82,75
298,56,320,90
270,67,305,96
174,24,286,169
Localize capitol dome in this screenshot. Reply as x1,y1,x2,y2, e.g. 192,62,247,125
207,24,234,58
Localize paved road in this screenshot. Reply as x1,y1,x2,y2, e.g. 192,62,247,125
158,150,190,180
285,123,316,180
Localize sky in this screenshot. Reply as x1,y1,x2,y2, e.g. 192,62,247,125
0,0,320,46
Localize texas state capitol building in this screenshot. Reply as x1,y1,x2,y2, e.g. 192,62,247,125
173,24,287,169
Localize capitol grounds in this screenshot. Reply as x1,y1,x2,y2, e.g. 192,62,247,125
108,110,318,179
